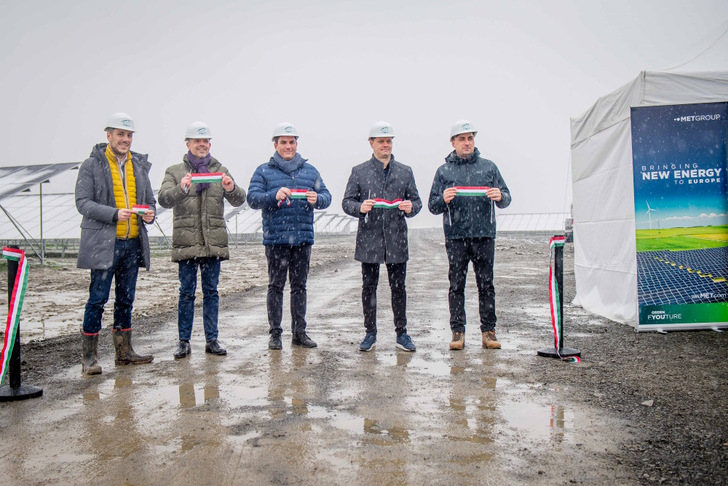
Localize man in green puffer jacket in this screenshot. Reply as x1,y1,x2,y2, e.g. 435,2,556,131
158,122,246,359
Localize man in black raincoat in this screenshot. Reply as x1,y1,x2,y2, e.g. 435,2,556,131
342,121,422,352
428,120,511,351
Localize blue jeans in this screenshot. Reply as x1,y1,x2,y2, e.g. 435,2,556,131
82,238,141,334
178,257,221,342
265,244,311,335
445,238,496,333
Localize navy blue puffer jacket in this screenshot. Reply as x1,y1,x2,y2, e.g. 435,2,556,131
247,153,331,246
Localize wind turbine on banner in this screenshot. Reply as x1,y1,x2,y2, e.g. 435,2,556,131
645,201,658,230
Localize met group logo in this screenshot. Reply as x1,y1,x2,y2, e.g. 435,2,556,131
673,113,722,122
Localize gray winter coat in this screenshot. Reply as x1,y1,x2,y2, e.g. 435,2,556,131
157,155,246,262
75,143,156,270
342,156,421,263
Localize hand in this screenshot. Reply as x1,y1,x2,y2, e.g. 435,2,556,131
276,187,291,201
398,200,413,214
486,187,502,202
443,187,458,204
141,210,155,223
117,208,133,221
222,174,235,192
360,199,375,214
306,191,318,205
181,173,192,191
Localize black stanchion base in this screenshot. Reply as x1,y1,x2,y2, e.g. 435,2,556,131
0,384,43,402
537,347,581,359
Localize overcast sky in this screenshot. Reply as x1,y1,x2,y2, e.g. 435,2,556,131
2,0,727,227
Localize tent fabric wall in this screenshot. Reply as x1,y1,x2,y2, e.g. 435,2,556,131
569,71,728,326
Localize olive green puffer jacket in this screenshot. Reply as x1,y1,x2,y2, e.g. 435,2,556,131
158,156,246,262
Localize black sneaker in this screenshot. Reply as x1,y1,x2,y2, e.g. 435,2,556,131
292,332,317,348
205,339,227,355
173,340,191,359
269,333,282,350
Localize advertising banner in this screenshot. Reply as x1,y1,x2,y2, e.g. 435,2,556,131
631,102,728,330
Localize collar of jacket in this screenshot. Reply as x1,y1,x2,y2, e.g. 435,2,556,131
446,147,480,165
367,154,396,169
269,152,306,174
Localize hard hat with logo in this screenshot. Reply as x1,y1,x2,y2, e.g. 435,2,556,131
450,120,477,139
368,121,395,139
272,122,299,141
185,121,212,140
105,112,135,132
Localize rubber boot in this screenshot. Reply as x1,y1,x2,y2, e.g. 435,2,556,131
82,333,102,375
113,329,154,365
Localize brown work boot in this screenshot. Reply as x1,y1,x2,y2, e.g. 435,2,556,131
113,329,154,365
449,331,465,350
482,330,501,349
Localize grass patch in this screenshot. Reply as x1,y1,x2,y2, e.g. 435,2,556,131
636,226,728,252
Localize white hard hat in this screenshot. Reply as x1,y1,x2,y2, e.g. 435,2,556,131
450,120,477,139
272,122,298,141
105,112,135,132
185,121,212,140
368,121,395,139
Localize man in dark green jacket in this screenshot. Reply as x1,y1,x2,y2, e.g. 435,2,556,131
428,120,511,351
158,122,246,359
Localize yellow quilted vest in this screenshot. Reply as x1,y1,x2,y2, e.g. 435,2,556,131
105,145,139,239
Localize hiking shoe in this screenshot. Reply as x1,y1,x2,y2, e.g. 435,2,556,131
292,332,317,348
269,333,282,350
205,339,227,356
449,332,465,350
173,340,191,359
359,333,377,352
482,330,501,349
396,333,416,352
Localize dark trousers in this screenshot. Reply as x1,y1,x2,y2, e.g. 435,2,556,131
82,238,141,334
361,262,407,336
178,257,221,342
266,244,311,335
445,238,496,333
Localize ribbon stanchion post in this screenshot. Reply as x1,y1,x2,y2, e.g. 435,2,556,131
0,246,43,401
537,235,581,362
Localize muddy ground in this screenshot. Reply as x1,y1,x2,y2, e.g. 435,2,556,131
1,229,726,485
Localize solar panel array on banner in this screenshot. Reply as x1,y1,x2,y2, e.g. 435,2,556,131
637,248,728,306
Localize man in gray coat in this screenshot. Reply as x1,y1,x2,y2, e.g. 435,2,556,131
342,121,421,352
76,112,156,375
158,122,246,359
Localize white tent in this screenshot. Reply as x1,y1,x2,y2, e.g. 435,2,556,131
570,71,728,326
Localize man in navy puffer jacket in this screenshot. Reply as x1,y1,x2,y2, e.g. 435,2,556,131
247,122,332,350
428,120,511,352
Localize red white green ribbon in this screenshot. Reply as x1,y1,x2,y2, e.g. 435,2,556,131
191,172,223,183
548,236,580,363
131,205,150,214
372,198,402,209
455,186,490,196
290,189,308,199
1,247,29,384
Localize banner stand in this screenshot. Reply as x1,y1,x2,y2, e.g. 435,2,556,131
0,246,43,402
538,236,581,360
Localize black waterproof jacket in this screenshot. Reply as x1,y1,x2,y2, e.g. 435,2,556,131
342,155,421,263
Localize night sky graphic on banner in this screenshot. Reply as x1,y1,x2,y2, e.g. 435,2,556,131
631,102,728,329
